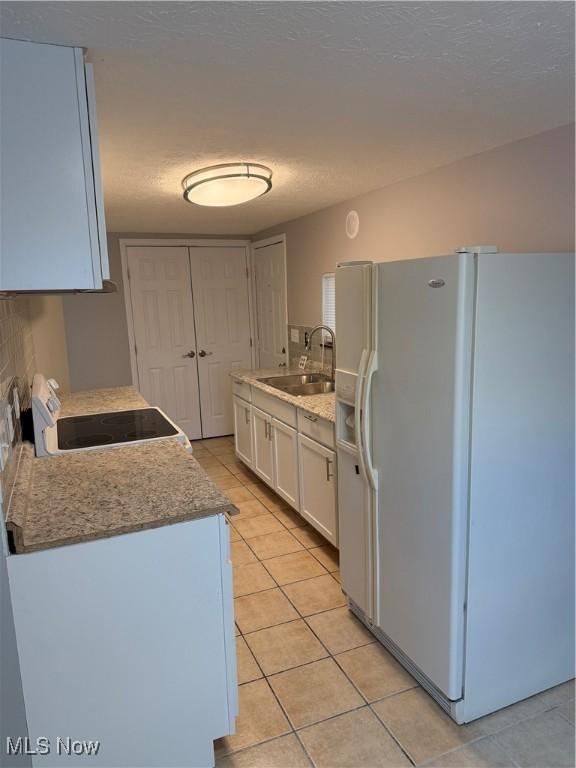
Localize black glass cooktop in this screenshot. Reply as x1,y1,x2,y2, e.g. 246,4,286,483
57,408,178,451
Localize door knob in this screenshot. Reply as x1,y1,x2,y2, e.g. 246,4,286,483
183,350,196,358
198,350,213,357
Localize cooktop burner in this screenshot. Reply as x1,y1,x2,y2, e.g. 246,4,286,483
57,408,178,451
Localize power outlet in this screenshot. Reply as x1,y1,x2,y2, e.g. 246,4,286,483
290,328,300,343
298,355,308,370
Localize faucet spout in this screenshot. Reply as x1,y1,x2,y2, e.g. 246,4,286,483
305,325,336,382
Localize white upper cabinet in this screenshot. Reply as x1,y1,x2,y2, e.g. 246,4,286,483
0,38,109,290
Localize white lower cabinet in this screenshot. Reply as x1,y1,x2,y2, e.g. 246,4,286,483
271,418,299,510
298,433,338,547
252,406,274,485
233,396,253,467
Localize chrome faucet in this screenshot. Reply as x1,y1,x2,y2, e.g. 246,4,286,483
306,325,336,381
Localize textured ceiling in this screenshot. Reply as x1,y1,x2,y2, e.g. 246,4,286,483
1,2,574,234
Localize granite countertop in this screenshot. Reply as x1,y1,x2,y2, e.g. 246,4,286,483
6,387,237,554
59,385,148,417
231,369,335,423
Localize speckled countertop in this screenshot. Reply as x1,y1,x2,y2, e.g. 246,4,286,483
231,369,335,423
6,387,236,554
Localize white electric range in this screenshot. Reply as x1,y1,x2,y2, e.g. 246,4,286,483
31,373,190,456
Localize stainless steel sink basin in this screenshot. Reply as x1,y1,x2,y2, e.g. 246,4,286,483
257,373,335,396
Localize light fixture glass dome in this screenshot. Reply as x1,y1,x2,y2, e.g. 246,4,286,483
182,163,272,207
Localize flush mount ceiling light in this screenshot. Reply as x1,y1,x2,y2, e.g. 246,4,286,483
182,162,273,207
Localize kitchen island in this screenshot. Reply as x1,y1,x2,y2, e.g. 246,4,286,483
5,387,238,768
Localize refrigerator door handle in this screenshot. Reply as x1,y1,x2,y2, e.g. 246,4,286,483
359,349,378,491
354,350,369,479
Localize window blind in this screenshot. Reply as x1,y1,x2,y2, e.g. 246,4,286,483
322,273,336,336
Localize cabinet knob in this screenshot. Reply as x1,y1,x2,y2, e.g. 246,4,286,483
198,350,213,358
183,350,196,358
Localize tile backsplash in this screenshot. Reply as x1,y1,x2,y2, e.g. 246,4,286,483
288,324,334,376
0,297,36,505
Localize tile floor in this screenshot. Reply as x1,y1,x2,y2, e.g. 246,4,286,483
193,437,575,768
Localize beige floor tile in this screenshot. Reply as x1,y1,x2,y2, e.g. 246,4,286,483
215,679,291,755
235,588,299,633
309,545,339,572
206,465,236,479
227,486,257,504
236,636,263,685
216,475,244,490
216,733,310,768
233,499,271,521
210,445,238,457
306,606,375,655
245,619,328,675
372,688,483,764
261,497,292,514
298,706,411,768
205,437,234,449
228,524,242,542
269,657,364,728
491,710,575,768
534,679,575,709
271,506,308,529
248,483,280,501
282,574,346,616
336,643,417,702
234,562,276,597
233,514,285,539
247,530,305,560
231,540,257,566
422,737,516,767
196,455,223,468
243,482,268,495
331,570,341,583
291,525,328,549
558,699,575,725
223,457,247,470
190,447,211,458
476,680,575,736
263,550,327,585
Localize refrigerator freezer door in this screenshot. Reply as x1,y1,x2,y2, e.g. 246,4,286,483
335,262,372,403
372,253,474,700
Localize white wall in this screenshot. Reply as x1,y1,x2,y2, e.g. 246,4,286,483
27,296,70,393
256,123,575,325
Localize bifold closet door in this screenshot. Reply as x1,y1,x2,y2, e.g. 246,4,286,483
189,246,252,438
126,246,202,439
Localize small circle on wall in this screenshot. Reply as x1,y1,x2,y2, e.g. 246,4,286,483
345,210,360,239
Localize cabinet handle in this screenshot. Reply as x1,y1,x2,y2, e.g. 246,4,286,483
268,422,273,441
325,457,334,481
245,408,250,425
264,421,269,439
303,413,318,422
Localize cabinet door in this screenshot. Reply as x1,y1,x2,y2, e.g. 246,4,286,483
233,397,253,468
298,434,338,546
0,39,108,290
252,406,274,486
271,418,299,510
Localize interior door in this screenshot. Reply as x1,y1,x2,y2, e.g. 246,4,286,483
126,246,202,439
252,238,288,369
189,246,252,437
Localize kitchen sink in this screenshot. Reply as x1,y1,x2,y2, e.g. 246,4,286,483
257,373,335,396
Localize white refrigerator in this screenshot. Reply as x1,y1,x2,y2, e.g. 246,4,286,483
335,246,575,723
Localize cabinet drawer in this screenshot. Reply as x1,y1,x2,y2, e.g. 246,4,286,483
252,388,296,428
297,410,335,449
232,380,252,403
